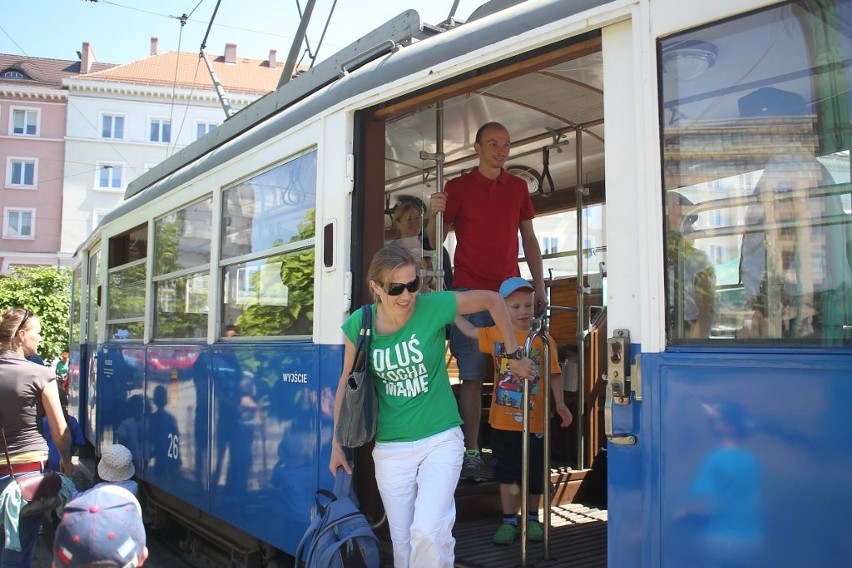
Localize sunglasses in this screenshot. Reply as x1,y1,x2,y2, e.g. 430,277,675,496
15,308,32,335
381,278,419,296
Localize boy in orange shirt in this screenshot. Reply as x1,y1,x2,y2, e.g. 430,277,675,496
456,276,573,544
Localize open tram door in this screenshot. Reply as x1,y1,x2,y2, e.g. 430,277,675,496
354,12,614,563
79,246,103,447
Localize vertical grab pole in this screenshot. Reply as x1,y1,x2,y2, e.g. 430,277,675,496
520,337,531,568
434,103,445,285
420,103,445,287
575,127,587,470
523,317,553,563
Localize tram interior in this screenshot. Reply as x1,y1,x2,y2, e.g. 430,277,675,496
378,40,609,493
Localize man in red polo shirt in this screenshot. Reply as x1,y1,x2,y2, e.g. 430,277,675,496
428,121,546,481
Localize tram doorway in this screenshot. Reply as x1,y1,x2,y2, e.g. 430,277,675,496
354,31,610,523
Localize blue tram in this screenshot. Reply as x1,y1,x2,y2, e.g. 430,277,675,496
67,0,852,566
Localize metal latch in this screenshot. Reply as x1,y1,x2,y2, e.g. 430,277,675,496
603,328,636,445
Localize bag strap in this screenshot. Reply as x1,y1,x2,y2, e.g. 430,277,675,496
333,466,354,500
0,428,19,482
351,305,372,373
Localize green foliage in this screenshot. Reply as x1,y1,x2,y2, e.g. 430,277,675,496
235,209,316,337
0,266,71,363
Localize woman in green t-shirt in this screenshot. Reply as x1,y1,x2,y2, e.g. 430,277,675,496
330,243,533,568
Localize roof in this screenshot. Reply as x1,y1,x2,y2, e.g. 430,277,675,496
0,54,115,88
74,51,290,95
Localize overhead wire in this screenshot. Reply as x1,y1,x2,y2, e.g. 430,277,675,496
295,0,338,69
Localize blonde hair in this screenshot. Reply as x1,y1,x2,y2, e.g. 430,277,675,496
392,201,422,226
367,243,419,301
0,307,31,347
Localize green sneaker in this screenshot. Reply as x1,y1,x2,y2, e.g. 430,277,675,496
526,520,543,542
492,523,518,545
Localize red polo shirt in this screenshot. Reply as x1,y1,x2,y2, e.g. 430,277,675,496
444,168,535,291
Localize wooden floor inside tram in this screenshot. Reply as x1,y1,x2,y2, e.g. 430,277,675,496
453,503,607,568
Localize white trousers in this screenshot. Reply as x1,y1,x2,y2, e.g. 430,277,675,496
373,427,464,568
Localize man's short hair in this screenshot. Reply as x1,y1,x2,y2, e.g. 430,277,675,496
475,121,507,144
53,485,146,567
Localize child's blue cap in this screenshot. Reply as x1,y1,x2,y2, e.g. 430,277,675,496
499,277,534,298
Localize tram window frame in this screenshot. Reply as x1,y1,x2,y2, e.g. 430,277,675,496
659,0,852,347
106,224,148,341
219,149,317,339
152,196,214,340
70,265,83,346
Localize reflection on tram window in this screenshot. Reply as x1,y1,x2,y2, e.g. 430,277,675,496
220,150,317,338
152,197,213,339
660,2,852,345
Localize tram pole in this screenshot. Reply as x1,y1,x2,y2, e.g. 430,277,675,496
575,127,588,470
520,338,531,567
520,317,554,565
420,103,445,287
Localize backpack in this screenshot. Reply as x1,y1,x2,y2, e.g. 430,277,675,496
294,468,381,568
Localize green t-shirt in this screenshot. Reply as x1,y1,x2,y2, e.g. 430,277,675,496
342,292,461,443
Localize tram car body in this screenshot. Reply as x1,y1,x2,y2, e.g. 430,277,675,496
67,0,851,565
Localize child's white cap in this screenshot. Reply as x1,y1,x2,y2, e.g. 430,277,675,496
97,444,135,482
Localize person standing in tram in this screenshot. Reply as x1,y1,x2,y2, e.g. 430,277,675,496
428,121,547,481
391,198,453,293
329,243,534,568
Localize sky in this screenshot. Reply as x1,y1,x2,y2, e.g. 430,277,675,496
1,0,486,67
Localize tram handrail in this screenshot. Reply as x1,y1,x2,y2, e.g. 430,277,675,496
520,317,552,566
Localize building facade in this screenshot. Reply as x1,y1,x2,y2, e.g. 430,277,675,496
0,47,113,273
0,39,284,273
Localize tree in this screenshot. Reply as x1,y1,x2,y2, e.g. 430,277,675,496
0,266,71,363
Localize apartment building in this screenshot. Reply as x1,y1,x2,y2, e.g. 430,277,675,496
60,39,284,258
0,39,285,274
0,48,113,273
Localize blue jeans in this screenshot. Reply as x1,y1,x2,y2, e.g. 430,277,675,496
450,306,494,381
0,474,43,568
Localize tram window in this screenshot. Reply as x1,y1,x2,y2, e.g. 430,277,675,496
109,225,147,266
153,273,209,339
107,224,147,341
153,198,213,339
153,197,212,275
219,150,316,338
660,1,852,346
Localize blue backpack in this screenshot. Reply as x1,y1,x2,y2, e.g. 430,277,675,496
294,468,381,568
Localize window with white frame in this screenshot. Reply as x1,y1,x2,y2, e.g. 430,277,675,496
196,121,217,139
6,158,37,188
3,208,34,238
10,108,38,136
149,118,171,143
96,163,123,190
101,114,125,139
541,235,559,255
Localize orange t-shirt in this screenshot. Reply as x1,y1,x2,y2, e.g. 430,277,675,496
477,327,561,434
